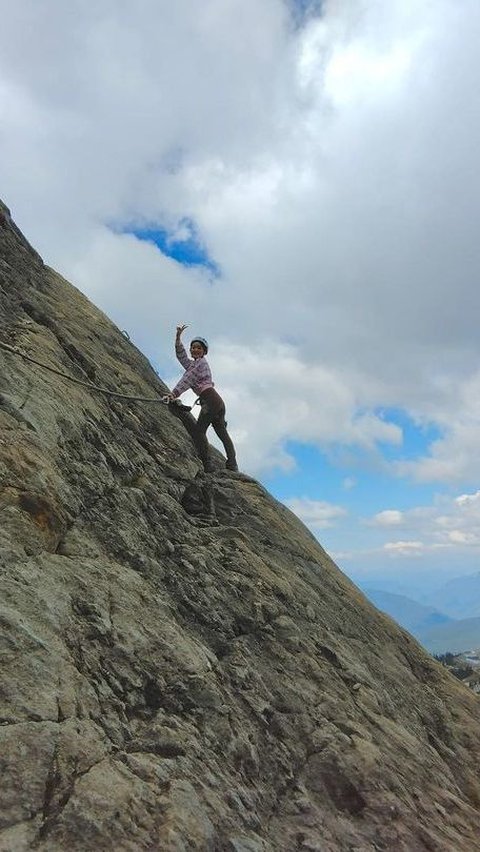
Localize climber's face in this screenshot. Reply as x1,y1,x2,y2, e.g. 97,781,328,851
190,341,205,359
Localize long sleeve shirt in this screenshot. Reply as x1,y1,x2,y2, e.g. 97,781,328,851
172,340,214,397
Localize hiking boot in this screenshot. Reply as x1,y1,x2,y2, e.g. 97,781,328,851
225,460,238,472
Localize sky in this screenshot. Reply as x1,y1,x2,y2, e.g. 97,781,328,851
1,0,480,598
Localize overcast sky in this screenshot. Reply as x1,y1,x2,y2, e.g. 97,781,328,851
2,0,480,596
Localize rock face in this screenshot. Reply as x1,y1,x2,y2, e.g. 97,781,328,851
1,199,480,851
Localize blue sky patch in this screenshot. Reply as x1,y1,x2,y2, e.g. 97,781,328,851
264,439,437,519
120,218,220,276
289,0,324,27
263,438,443,561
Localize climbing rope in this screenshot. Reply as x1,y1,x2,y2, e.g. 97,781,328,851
0,339,191,409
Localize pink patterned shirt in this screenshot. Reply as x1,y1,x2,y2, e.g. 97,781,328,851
172,341,214,397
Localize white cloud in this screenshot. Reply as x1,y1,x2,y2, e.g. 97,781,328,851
364,489,480,558
396,375,480,484
334,486,480,589
371,509,403,527
456,491,480,507
284,496,346,529
384,540,424,557
209,341,402,470
447,530,477,545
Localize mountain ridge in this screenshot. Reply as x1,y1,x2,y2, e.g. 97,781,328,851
363,588,452,636
420,616,480,656
2,200,480,851
430,571,480,619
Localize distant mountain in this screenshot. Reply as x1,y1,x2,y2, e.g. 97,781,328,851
419,617,480,655
430,572,480,619
364,588,480,656
364,589,452,637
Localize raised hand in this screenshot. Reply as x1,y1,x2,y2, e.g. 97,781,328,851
176,324,188,337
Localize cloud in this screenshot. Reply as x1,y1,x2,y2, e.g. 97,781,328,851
330,487,480,593
446,530,477,545
395,373,480,484
371,510,404,527
456,491,480,507
1,1,480,480
384,540,424,557
323,489,480,587
363,489,480,559
335,486,480,589
211,341,401,471
284,496,347,529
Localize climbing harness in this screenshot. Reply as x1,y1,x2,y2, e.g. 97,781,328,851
0,339,191,409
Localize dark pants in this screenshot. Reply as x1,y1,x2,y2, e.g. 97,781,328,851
170,388,237,470
196,388,237,468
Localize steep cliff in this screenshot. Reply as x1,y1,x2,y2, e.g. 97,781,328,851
1,200,480,852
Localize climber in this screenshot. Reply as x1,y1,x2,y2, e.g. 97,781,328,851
166,324,238,473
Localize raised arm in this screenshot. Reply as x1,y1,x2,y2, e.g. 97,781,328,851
175,324,192,369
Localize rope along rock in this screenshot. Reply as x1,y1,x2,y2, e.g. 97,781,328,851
0,339,178,405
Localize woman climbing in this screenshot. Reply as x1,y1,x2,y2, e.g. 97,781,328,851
168,324,238,473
